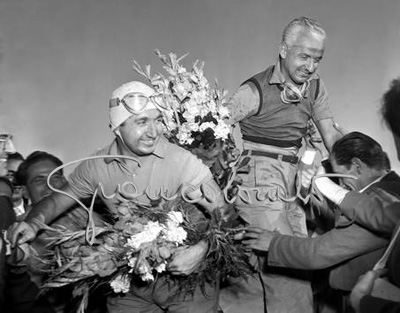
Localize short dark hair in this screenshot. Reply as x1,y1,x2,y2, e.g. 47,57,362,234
331,131,387,170
381,78,400,137
7,151,24,162
16,151,63,186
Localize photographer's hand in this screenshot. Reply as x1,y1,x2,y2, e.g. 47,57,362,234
234,227,275,253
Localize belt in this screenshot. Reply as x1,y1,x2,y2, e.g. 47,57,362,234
243,149,299,164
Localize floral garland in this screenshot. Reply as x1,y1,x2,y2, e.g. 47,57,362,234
133,49,231,150
38,198,253,312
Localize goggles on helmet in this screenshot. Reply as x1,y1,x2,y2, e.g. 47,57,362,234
109,92,168,114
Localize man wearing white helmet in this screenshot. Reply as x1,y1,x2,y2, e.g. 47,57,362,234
8,81,224,312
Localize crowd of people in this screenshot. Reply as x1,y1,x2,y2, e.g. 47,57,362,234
0,16,399,313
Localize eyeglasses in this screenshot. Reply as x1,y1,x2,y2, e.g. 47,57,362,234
280,81,310,104
109,92,168,114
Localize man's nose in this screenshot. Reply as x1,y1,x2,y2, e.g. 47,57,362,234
305,59,316,72
147,122,157,137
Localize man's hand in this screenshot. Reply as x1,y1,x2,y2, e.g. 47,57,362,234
234,227,275,252
167,240,208,275
350,270,380,313
7,221,40,246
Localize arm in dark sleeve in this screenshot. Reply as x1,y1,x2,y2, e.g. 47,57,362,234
340,189,400,237
360,295,400,313
267,224,388,270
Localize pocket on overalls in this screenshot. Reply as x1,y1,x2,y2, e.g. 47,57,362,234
254,157,278,187
254,157,286,202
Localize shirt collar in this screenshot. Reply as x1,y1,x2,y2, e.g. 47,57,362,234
14,201,26,216
359,172,388,193
269,59,320,85
104,136,166,164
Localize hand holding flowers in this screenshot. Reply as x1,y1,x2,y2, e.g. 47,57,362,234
167,240,208,275
37,198,253,312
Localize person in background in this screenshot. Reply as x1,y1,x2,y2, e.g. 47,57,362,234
236,131,400,312
0,176,54,313
6,152,24,183
0,176,16,232
6,152,29,220
0,176,17,310
220,16,344,313
9,81,226,313
349,78,400,312
15,150,107,312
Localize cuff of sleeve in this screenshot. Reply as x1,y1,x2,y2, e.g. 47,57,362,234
315,177,349,205
25,213,46,233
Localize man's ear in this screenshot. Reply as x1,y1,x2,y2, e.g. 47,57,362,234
351,157,364,175
279,43,288,59
22,185,30,201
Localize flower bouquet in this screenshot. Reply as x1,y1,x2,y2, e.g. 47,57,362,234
38,198,253,312
133,49,231,150
134,50,241,192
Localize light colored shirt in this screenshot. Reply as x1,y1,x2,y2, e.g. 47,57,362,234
68,136,213,215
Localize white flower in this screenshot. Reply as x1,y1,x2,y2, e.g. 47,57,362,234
199,122,216,132
126,221,164,250
177,65,187,75
185,100,202,116
136,260,155,281
191,89,208,105
167,211,184,225
183,107,200,121
155,262,167,273
177,130,194,145
161,211,187,244
163,225,187,244
174,80,192,100
213,122,230,139
218,105,230,118
110,274,131,293
186,122,200,132
127,256,137,270
141,272,155,282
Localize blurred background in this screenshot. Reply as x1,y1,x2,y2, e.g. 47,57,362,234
1,0,399,174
